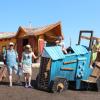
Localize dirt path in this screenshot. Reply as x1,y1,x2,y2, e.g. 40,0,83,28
0,68,100,100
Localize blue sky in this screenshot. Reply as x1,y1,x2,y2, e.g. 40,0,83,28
0,0,100,46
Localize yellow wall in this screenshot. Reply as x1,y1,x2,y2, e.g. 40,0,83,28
0,38,17,52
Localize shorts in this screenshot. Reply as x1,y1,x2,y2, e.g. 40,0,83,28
7,65,18,75
23,64,32,75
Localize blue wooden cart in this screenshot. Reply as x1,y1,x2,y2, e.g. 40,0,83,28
37,31,100,92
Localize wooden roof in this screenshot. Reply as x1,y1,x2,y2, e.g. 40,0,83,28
16,21,63,39
0,32,16,40
0,22,63,41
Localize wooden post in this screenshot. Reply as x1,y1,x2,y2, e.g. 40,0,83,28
38,35,45,55
17,38,23,62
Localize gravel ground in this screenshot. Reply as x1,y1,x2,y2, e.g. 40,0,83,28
0,68,100,100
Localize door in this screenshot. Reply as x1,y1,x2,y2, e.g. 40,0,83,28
23,38,28,47
17,39,23,61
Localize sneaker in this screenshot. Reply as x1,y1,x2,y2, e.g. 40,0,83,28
28,85,32,88
25,84,28,88
9,83,12,87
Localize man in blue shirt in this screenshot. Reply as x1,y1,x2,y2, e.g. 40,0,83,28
3,42,19,87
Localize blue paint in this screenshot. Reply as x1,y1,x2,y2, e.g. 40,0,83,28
41,44,93,90
42,46,65,60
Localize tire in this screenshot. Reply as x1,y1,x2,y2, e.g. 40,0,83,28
97,78,100,92
52,78,68,93
36,74,40,89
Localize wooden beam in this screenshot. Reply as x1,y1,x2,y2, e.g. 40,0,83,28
63,60,77,65
45,34,58,39
60,67,74,71
81,36,100,40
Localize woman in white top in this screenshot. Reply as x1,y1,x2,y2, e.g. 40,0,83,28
21,45,37,88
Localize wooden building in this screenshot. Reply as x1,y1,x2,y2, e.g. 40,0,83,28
0,32,17,53
0,22,63,61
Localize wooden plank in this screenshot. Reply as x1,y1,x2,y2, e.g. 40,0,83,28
88,62,100,82
0,66,7,81
91,66,100,77
63,60,77,65
60,67,74,71
81,36,100,40
81,36,90,40
88,77,97,83
46,59,51,71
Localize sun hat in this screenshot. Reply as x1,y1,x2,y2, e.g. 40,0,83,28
25,45,31,48
25,45,32,52
9,42,14,46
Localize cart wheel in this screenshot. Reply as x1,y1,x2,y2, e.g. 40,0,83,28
52,78,68,93
36,74,40,89
97,78,100,92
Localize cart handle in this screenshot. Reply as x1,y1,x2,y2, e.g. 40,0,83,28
78,30,93,51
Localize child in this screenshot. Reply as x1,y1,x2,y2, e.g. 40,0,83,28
55,36,67,54
91,38,100,67
21,45,37,88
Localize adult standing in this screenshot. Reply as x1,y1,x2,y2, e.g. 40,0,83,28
21,45,37,88
3,42,19,87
